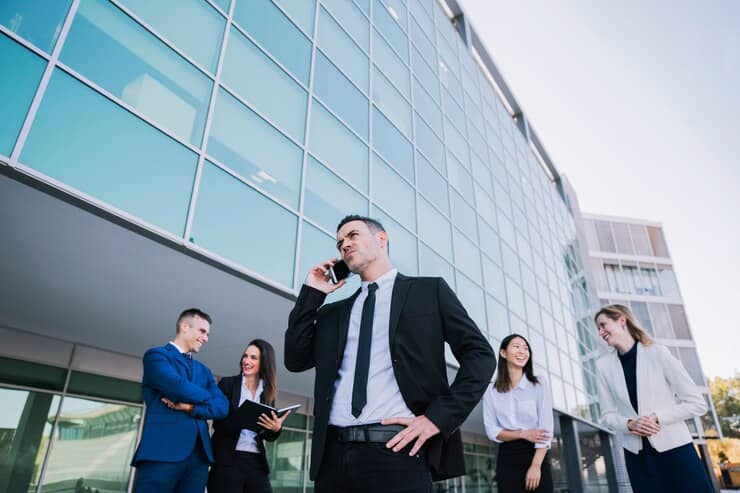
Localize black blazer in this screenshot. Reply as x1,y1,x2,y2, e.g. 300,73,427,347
285,274,496,481
210,375,281,473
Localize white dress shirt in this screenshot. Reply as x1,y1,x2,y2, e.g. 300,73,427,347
235,377,263,453
482,376,554,449
329,268,415,426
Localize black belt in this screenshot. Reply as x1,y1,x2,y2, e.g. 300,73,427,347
329,423,405,443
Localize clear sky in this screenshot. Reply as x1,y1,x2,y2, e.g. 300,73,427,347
461,0,740,378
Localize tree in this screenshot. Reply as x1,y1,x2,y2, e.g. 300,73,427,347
709,374,740,439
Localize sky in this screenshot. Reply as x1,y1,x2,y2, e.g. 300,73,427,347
461,0,740,378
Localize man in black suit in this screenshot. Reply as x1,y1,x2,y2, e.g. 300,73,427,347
285,215,496,492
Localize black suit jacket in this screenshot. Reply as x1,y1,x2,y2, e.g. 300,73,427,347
285,274,496,481
210,375,281,473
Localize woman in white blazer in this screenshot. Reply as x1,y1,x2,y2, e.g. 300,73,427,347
594,304,712,493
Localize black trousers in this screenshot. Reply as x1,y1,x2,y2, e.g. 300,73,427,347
207,451,272,493
624,438,713,493
315,428,432,493
495,440,553,493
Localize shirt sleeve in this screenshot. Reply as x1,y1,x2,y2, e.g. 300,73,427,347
536,378,554,449
482,384,504,443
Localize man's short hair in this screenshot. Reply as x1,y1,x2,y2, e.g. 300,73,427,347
336,215,385,233
176,308,212,333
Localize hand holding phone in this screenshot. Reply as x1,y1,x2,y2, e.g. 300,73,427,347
305,259,347,294
328,260,351,284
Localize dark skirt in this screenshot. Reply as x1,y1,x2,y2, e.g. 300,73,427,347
496,439,554,493
624,438,712,493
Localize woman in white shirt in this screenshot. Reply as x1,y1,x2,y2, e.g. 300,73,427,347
594,304,713,493
483,333,554,492
209,339,291,493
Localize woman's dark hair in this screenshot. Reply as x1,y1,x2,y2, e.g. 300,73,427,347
494,333,539,393
241,339,277,405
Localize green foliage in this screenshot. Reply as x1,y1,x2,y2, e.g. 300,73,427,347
709,374,740,439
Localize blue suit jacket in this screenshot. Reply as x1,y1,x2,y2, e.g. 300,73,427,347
131,344,228,465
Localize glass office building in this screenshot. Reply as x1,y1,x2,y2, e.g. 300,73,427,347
2,0,718,492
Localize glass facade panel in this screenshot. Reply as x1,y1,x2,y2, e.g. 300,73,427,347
0,0,71,52
372,0,408,63
419,242,454,286
372,107,413,181
273,0,317,37
411,46,439,102
647,226,669,257
418,197,452,260
61,0,212,146
667,304,692,339
374,209,417,275
416,152,448,215
233,0,311,84
630,301,654,336
372,67,412,138
414,112,445,173
223,26,308,142
0,387,61,493
447,152,474,198
648,302,674,339
118,0,225,73
482,255,506,303
373,27,410,99
297,221,335,283
0,34,45,156
456,273,486,332
450,191,477,241
478,219,502,266
413,79,443,137
594,220,616,253
313,49,368,139
21,70,197,235
487,295,509,341
317,6,369,93
321,0,369,52
304,156,367,233
612,221,633,255
658,265,680,298
39,397,140,492
678,348,705,386
453,229,482,285
189,163,297,287
265,428,307,492
309,100,369,193
372,154,415,231
630,223,652,256
209,89,302,208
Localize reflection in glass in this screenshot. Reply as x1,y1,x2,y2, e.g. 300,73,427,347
265,428,306,492
21,70,198,236
373,28,410,99
208,89,302,208
0,388,60,493
313,49,368,139
61,0,212,146
549,417,569,492
118,0,225,73
577,423,610,493
222,26,308,142
0,33,45,155
372,107,413,182
190,163,297,287
40,397,141,492
304,156,367,234
372,0,408,62
0,0,71,52
372,67,411,138
317,6,369,92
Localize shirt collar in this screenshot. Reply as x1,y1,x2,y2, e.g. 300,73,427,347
241,376,264,397
361,268,397,293
514,376,532,391
169,341,187,354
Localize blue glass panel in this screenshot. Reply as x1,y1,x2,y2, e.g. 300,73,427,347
372,154,415,231
233,0,311,84
304,155,367,233
317,6,369,92
411,0,434,20
418,197,451,260
379,0,407,30
499,212,516,249
435,8,457,58
442,89,467,137
411,46,439,102
409,14,435,69
61,0,212,146
413,79,442,137
223,27,307,142
314,50,368,139
190,162,297,287
21,70,196,235
419,243,454,287
501,242,520,281
118,0,224,73
440,65,464,105
446,152,473,199
506,276,526,320
450,190,477,241
208,90,302,208
416,152,448,215
0,34,45,155
354,0,370,15
478,218,502,266
322,0,369,52
410,1,433,38
453,230,481,284
211,0,230,13
309,100,368,193
475,185,496,229
0,0,71,52
482,255,506,302
374,209,417,275
372,67,411,137
468,125,487,164
297,221,336,284
273,0,316,36
414,112,444,173
372,0,408,62
444,118,469,169
471,151,492,195
373,28,409,99
456,273,486,331
487,295,509,340
372,107,413,182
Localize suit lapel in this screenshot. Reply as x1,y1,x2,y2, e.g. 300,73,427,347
167,344,192,380
388,274,410,350
231,375,242,410
336,288,362,363
610,350,633,412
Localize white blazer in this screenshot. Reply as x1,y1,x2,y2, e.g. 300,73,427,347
595,343,707,454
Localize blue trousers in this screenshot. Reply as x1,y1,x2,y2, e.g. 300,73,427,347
624,438,713,493
134,442,209,493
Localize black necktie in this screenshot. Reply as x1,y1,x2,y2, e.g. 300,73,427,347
352,282,378,418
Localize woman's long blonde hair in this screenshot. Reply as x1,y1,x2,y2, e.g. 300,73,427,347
594,304,652,346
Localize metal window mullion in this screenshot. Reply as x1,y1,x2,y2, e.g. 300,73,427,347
0,25,52,60
405,0,421,275
182,0,235,244
10,0,80,163
367,0,375,214
293,0,321,292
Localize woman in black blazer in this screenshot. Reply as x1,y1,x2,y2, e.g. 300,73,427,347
208,339,291,493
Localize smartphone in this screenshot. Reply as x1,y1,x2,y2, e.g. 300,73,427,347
328,260,351,284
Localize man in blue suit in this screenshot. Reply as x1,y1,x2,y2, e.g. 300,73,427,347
132,308,229,492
